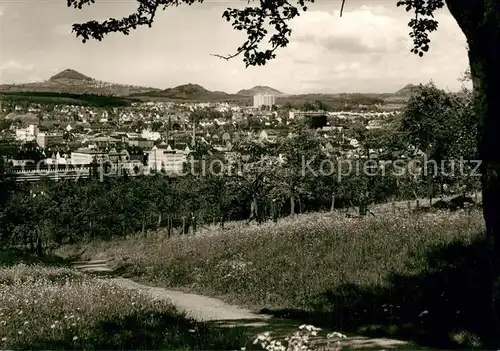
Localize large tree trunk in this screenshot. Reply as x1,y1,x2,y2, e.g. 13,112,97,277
467,14,500,347
446,0,500,345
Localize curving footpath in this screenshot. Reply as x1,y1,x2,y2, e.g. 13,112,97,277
72,260,422,350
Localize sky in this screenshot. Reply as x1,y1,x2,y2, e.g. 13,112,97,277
0,0,470,94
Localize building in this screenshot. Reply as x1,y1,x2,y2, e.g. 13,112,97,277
146,144,190,174
91,136,121,148
289,110,328,120
253,94,275,109
15,124,39,142
259,129,279,142
70,148,109,165
366,120,383,130
36,133,64,149
141,130,161,141
127,138,154,149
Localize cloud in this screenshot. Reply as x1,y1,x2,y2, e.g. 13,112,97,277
260,4,469,93
51,23,73,37
0,60,35,72
293,6,409,55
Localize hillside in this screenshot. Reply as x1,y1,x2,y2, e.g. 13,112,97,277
0,70,417,106
394,84,419,96
383,84,419,103
236,85,285,96
0,91,137,107
276,92,388,107
49,69,94,82
0,69,160,97
131,83,249,102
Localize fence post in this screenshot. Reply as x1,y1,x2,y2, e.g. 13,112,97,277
182,216,186,235
192,215,197,234
167,216,172,238
407,201,411,214
391,200,396,215
272,200,278,223
416,199,420,210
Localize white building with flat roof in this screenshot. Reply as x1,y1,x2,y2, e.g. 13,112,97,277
15,124,39,142
146,144,191,174
253,94,275,109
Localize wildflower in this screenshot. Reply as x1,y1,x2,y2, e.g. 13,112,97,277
327,332,347,339
18,331,22,335
51,324,56,329
73,336,78,341
188,329,195,333
1,337,6,342
23,321,28,325
419,310,429,317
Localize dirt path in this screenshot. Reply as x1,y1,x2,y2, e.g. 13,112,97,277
110,277,272,324
72,260,420,350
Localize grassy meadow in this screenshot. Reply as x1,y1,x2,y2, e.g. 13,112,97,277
68,209,489,348
0,264,251,350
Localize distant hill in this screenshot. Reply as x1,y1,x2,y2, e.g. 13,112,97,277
236,85,285,96
276,93,388,107
384,84,419,103
394,84,419,97
0,69,415,107
50,69,94,82
132,83,248,102
0,69,160,97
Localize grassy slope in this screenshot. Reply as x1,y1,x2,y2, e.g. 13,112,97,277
70,209,487,349
0,264,251,350
0,92,136,107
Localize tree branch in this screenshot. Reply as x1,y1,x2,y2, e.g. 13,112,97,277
69,0,204,42
68,0,457,66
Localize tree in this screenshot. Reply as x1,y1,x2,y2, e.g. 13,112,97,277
15,141,46,164
0,119,12,131
305,114,328,129
276,129,326,216
151,121,163,132
67,0,500,345
401,83,477,201
231,138,278,223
